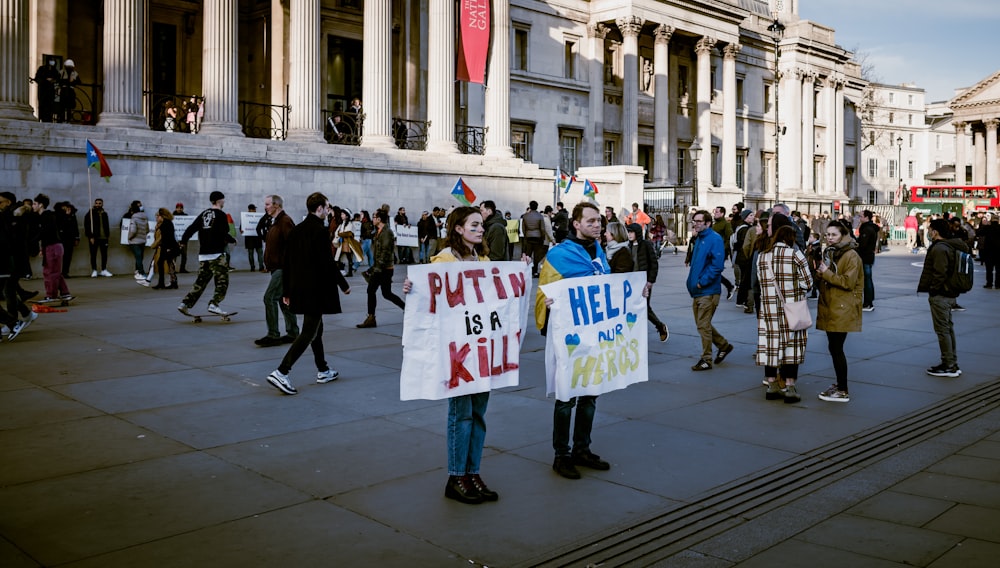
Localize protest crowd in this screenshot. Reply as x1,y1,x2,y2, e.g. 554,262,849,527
2,187,996,505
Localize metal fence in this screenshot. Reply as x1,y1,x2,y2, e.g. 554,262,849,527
322,110,363,145
391,117,427,150
144,92,204,133
456,124,486,155
239,100,290,140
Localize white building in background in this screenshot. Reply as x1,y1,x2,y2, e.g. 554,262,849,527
1,0,868,277
857,83,928,205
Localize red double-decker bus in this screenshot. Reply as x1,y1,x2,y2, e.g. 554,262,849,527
909,185,1000,216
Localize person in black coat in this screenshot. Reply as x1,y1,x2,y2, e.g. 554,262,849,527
627,223,668,342
266,192,351,396
856,209,879,310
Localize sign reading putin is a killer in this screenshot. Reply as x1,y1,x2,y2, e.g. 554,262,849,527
400,262,532,401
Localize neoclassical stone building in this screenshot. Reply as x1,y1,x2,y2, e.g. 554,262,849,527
949,70,1000,186
0,0,866,274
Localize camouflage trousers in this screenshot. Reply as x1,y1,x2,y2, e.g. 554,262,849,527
181,256,229,308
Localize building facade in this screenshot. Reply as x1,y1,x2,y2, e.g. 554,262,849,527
857,83,928,205
949,70,1000,187
0,0,867,266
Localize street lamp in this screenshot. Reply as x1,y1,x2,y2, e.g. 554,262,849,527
767,12,785,205
897,135,903,205
689,138,702,207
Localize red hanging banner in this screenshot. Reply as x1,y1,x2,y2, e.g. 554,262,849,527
457,0,491,84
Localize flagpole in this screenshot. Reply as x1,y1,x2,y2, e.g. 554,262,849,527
86,165,94,236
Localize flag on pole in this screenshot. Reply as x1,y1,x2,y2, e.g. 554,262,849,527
583,179,599,200
556,169,575,194
451,177,477,206
86,140,112,181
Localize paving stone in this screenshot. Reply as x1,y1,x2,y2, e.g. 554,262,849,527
925,504,1000,544
797,514,962,565
925,538,1000,568
847,490,956,527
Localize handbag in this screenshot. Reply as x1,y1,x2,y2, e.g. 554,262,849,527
770,252,812,331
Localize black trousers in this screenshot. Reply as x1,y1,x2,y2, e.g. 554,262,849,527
366,268,405,315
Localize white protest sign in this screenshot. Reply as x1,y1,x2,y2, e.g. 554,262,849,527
172,215,198,241
400,261,532,401
394,223,419,247
540,272,649,401
240,211,265,236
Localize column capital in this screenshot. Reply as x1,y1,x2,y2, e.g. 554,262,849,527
616,16,643,38
954,121,967,132
588,22,609,39
985,118,1000,131
654,24,673,44
695,36,716,55
723,43,741,59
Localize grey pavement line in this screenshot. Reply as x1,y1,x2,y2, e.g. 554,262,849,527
517,379,1000,568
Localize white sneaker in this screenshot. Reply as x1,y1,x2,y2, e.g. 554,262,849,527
316,369,340,384
137,279,150,287
99,269,113,277
207,303,227,316
177,303,191,316
134,271,146,280
8,313,35,342
267,370,298,395
91,270,98,278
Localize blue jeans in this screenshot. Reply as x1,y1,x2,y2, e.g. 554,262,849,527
862,262,874,307
361,239,373,266
553,396,598,457
263,269,299,339
447,392,489,476
928,295,957,367
419,240,432,263
129,244,145,273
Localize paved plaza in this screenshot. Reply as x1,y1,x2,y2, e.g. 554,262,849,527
1,248,998,567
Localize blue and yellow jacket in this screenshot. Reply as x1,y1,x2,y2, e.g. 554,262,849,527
534,237,610,330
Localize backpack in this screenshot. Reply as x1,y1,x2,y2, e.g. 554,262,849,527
731,225,749,262
943,242,974,294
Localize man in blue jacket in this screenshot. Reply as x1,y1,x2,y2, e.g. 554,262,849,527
686,209,734,371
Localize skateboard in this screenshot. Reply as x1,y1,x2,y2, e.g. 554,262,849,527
30,296,74,307
183,311,238,323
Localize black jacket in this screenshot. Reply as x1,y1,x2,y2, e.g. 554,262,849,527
282,214,350,314
181,208,235,255
484,212,509,261
857,220,879,264
83,208,110,240
628,238,659,283
917,237,970,298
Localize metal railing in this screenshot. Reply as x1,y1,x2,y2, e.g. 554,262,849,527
456,124,486,155
143,91,204,133
392,118,429,150
59,82,102,125
321,110,363,145
240,100,290,140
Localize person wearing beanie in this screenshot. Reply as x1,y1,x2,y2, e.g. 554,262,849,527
177,191,236,316
918,218,969,378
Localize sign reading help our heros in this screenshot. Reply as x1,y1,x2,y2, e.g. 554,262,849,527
400,261,533,401
540,272,649,401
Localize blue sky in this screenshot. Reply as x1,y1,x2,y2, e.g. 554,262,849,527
798,0,999,102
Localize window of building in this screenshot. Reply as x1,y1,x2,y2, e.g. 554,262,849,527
868,157,878,178
764,82,773,114
813,89,820,119
736,151,745,189
888,92,895,104
564,39,577,79
677,149,686,184
711,146,720,186
604,136,619,166
935,160,942,170
604,44,618,86
711,65,718,93
511,122,534,161
889,112,894,124
888,159,897,180
909,133,914,148
677,65,689,99
736,77,744,109
869,131,875,146
846,166,855,195
868,189,878,204
638,145,654,182
512,26,529,71
559,128,582,173
908,94,914,105
761,152,774,194
908,160,914,179
908,114,913,125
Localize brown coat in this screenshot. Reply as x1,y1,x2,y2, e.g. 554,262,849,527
816,242,863,333
755,243,813,367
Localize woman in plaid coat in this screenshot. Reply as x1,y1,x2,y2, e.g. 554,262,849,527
756,223,813,403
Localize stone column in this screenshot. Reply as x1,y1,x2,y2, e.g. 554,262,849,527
720,43,740,190
99,0,146,128
200,0,243,136
270,0,286,109
954,122,967,184
835,76,845,195
483,0,512,158
801,71,815,192
986,119,998,185
652,25,672,182
426,0,457,153
286,0,322,142
779,67,802,195
587,23,608,166
0,0,35,120
695,36,716,194
362,0,395,148
618,16,642,166
974,127,985,185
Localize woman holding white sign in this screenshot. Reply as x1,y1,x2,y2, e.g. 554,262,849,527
403,206,498,505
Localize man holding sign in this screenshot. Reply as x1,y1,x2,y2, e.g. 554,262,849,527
536,202,649,480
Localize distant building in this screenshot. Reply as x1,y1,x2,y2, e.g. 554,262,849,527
949,70,1000,186
858,83,927,205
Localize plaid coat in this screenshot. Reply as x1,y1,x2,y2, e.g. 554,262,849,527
755,243,813,367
